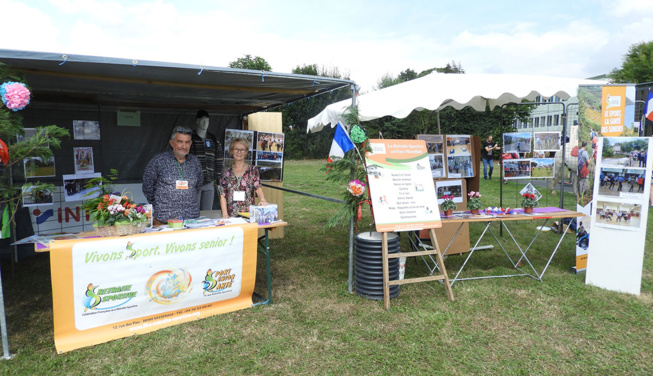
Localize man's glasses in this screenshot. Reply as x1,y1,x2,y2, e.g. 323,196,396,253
175,127,192,135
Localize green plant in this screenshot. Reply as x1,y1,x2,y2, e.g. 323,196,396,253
441,195,457,211
320,105,372,229
467,191,483,210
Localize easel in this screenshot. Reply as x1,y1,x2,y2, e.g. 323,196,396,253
381,228,454,310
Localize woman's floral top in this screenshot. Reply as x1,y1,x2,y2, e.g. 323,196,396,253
218,164,261,217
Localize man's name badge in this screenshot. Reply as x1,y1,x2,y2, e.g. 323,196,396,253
205,140,212,148
176,180,189,190
234,191,245,201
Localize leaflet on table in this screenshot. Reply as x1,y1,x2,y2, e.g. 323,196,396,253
12,233,82,246
365,139,442,232
183,217,216,229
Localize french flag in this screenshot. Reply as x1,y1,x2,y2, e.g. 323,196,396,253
327,122,355,162
644,90,653,130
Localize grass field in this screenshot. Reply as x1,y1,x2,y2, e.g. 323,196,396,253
1,159,652,375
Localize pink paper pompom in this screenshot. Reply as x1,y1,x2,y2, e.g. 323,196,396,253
1,82,31,111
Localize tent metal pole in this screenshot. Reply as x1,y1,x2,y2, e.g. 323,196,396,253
348,84,357,294
560,104,567,210
437,110,441,134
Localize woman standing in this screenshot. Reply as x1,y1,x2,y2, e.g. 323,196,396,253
219,138,267,218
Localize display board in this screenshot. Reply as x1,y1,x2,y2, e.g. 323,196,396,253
49,224,259,353
585,137,652,294
365,139,442,232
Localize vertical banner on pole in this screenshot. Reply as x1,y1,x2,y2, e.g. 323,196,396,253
575,84,637,273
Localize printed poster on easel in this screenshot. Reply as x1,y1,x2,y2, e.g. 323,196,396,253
365,139,442,232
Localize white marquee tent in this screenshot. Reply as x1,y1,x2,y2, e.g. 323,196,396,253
307,72,608,133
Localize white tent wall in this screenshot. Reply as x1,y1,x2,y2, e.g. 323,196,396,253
307,73,608,133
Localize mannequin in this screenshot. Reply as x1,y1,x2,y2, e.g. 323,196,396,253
190,110,224,211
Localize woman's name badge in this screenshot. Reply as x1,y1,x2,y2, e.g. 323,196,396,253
176,180,189,190
234,191,245,201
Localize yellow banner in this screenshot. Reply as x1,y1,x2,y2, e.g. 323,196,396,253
601,86,627,137
50,223,258,353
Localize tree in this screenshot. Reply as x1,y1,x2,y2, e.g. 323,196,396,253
610,41,653,83
273,64,352,159
228,54,272,71
0,63,68,234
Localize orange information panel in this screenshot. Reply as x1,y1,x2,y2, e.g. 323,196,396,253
365,139,442,232
601,86,627,137
49,223,259,353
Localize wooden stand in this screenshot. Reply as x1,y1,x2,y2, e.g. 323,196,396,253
381,229,454,310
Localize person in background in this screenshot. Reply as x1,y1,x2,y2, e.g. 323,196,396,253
577,141,590,197
219,137,267,218
190,110,224,211
143,126,203,225
481,134,501,180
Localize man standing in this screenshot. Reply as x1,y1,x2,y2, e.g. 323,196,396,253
143,127,203,225
481,134,501,180
190,110,224,210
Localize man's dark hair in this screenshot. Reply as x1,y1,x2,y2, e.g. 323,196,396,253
582,141,587,148
196,110,209,119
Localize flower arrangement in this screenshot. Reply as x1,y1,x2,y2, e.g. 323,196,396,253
0,81,31,111
87,194,149,227
521,193,538,208
440,194,457,212
81,169,149,231
347,179,365,197
467,191,483,211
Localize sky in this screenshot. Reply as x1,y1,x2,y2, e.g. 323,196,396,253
1,0,652,92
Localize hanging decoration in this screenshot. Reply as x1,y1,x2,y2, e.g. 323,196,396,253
0,81,31,111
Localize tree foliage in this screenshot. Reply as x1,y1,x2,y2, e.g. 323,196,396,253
610,40,653,83
228,54,272,71
273,64,353,159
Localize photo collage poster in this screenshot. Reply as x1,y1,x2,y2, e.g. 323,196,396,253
446,135,473,178
499,132,559,181
591,136,649,232
255,132,284,182
417,134,445,178
224,129,284,182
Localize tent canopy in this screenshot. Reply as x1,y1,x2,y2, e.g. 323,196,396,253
307,72,608,133
0,49,354,115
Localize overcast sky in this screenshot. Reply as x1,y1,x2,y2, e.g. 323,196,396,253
1,0,652,92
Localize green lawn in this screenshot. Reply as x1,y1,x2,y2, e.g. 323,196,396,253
1,159,651,375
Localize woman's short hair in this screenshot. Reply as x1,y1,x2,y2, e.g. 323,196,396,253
229,137,250,152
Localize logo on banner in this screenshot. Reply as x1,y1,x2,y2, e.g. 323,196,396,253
82,282,137,313
202,268,236,295
145,268,193,305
